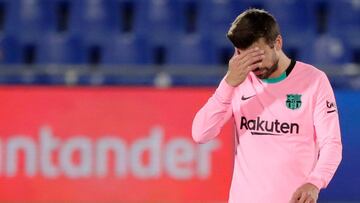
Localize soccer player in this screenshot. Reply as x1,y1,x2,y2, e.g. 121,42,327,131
192,9,342,203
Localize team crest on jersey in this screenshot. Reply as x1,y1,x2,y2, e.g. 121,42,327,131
286,94,302,110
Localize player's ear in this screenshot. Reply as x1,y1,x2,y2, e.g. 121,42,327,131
274,35,282,51
233,47,240,56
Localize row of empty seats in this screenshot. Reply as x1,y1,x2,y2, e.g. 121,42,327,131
0,0,358,66
0,0,358,35
0,32,358,65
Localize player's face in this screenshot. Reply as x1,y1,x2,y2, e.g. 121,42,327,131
240,38,280,79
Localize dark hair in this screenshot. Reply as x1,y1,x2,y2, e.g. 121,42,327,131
227,8,280,49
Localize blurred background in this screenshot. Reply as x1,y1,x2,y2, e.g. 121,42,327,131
0,0,359,202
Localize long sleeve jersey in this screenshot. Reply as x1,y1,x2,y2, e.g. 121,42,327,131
192,61,342,203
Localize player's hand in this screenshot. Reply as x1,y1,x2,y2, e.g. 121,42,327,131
290,183,319,203
225,47,264,87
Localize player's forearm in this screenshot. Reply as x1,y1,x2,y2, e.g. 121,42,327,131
306,135,342,190
192,79,234,143
307,72,343,190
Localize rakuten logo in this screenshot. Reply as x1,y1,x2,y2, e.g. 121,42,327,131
240,116,300,136
0,126,220,180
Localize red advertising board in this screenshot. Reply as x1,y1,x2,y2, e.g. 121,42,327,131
0,87,234,203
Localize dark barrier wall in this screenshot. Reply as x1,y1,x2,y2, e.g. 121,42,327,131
0,87,358,202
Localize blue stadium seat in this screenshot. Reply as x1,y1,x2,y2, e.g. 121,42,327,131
79,34,150,66
198,0,242,39
113,0,136,33
37,34,84,64
0,35,43,64
78,36,106,65
283,32,316,62
166,34,214,65
69,0,118,37
4,0,51,37
165,34,221,86
165,33,222,86
0,0,8,32
42,0,71,33
176,0,253,36
8,0,47,34
0,35,20,64
212,37,235,65
198,1,267,64
265,0,316,39
176,0,198,34
101,34,150,65
299,34,352,65
134,0,180,44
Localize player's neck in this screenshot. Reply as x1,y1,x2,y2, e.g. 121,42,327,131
269,52,291,78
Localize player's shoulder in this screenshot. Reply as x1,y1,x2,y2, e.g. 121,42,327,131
295,60,327,80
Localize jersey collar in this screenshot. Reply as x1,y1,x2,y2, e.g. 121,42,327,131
262,60,296,84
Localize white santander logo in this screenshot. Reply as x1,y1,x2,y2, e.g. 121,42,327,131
0,126,220,179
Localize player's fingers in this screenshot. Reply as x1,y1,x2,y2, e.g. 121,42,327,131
230,50,242,62
243,53,265,67
231,47,263,63
304,194,313,203
247,62,262,72
298,192,307,203
290,191,301,203
309,194,317,203
230,48,243,61
239,49,265,65
238,47,262,60
230,49,264,71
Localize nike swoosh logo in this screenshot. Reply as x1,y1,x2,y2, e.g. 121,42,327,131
241,95,255,100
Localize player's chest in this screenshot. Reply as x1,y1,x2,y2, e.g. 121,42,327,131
233,86,315,136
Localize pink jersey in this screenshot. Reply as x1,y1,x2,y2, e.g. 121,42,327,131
192,61,342,203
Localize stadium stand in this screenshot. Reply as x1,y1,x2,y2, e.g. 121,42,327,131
0,0,358,87
299,34,352,65
37,33,84,64
4,0,50,37
69,0,119,37
102,34,150,65
166,34,214,65
327,0,360,64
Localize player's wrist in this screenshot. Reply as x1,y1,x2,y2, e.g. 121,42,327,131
225,77,236,87
215,78,235,103
306,176,324,191
225,75,241,87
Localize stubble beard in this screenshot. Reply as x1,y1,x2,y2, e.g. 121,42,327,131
256,53,279,79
